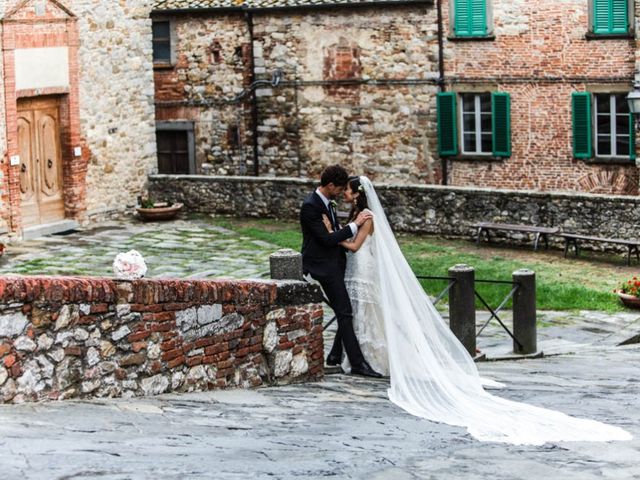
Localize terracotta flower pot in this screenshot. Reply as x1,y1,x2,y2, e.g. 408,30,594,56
616,291,640,309
135,203,183,221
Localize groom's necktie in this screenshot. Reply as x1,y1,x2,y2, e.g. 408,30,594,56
329,203,338,230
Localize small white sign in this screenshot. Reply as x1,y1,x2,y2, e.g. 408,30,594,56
73,147,82,157
10,155,20,166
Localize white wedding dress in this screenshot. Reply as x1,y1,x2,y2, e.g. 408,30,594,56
342,176,631,445
342,228,389,376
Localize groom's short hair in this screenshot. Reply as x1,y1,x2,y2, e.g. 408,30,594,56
320,165,349,187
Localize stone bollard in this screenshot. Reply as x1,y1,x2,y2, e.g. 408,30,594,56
512,269,537,355
448,264,476,357
270,249,303,281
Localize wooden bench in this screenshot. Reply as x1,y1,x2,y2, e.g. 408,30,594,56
472,222,559,251
559,233,640,266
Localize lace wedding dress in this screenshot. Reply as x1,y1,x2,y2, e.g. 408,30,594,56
343,177,631,445
342,224,389,376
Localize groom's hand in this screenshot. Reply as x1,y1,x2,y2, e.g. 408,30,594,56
354,210,373,226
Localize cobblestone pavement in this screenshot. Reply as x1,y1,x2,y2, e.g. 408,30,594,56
0,217,273,279
0,218,639,479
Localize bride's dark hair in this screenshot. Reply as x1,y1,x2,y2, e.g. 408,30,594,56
348,176,369,222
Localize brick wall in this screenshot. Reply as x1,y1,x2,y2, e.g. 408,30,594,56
0,276,324,404
442,0,638,194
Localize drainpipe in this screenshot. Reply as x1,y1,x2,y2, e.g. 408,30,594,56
245,10,260,176
436,0,448,185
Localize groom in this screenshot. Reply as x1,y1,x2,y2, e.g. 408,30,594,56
300,165,382,378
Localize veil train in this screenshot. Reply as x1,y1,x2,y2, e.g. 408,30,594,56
360,176,631,445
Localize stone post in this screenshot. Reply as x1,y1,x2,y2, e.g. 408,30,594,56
448,264,476,357
512,269,537,355
270,249,303,281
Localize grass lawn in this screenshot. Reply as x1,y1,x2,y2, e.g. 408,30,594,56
208,215,631,312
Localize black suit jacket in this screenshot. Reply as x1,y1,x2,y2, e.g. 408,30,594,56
300,191,354,278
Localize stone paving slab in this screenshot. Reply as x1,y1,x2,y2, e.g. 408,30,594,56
0,344,638,480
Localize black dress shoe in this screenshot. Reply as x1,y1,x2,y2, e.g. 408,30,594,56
326,354,341,366
351,361,383,378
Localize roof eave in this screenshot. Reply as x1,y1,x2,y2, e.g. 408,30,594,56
151,0,434,16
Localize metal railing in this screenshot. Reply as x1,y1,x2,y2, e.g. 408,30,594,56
474,279,522,351
267,250,539,358
417,275,523,352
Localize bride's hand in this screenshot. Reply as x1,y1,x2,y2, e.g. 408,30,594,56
354,210,373,226
322,214,333,232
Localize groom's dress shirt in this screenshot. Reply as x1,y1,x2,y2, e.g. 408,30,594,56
315,188,358,237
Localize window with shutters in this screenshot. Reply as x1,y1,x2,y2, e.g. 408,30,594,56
572,92,635,161
450,0,491,38
437,91,510,158
589,0,632,35
460,93,492,155
152,20,173,65
594,94,632,158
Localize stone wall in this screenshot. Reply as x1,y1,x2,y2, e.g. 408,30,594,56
0,275,324,404
0,21,6,234
153,13,254,175
253,8,440,182
152,5,441,183
74,0,157,220
149,174,640,249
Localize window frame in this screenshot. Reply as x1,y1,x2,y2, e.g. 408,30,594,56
587,0,634,37
593,93,631,160
459,92,493,156
152,18,176,67
449,0,494,39
155,121,196,174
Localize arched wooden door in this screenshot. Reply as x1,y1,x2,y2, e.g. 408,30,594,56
17,97,65,227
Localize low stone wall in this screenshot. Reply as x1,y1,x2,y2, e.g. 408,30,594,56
149,175,640,250
0,276,323,404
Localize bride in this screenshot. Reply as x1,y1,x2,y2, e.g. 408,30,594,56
323,175,632,445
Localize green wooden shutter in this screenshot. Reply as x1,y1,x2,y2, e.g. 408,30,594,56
630,112,636,161
454,0,487,37
610,0,628,33
454,0,470,35
572,92,592,159
470,0,488,35
492,92,511,157
594,0,629,34
437,92,458,156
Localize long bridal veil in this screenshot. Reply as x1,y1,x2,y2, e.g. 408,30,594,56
360,176,631,445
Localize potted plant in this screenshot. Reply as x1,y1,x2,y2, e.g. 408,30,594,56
135,197,183,221
616,276,640,308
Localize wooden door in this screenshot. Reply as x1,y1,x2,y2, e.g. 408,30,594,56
156,129,190,174
17,97,65,227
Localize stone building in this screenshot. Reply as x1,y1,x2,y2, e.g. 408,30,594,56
2,0,638,241
0,0,156,238
152,0,440,183
152,0,640,195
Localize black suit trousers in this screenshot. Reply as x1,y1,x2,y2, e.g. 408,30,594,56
313,270,365,367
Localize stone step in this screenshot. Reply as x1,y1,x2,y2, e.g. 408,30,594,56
22,220,80,240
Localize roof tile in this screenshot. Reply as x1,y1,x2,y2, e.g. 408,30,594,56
153,0,429,11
